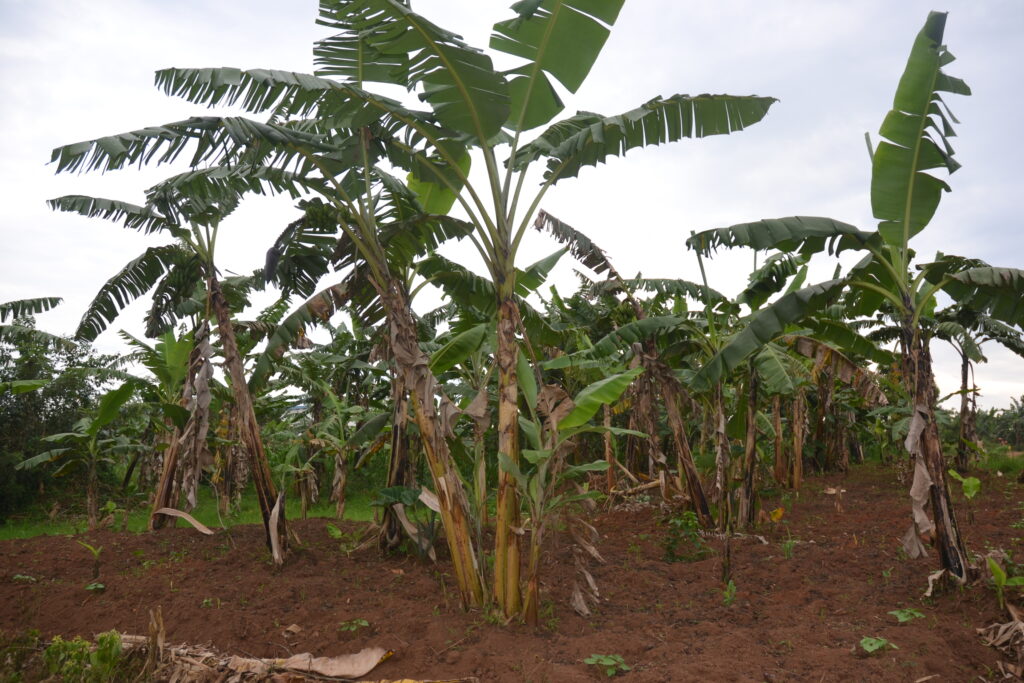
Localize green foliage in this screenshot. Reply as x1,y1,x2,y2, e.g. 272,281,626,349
337,618,369,632
987,555,1024,612
661,511,712,563
42,630,123,682
859,636,897,654
781,537,796,560
888,607,924,623
946,469,980,500
583,653,631,678
722,579,737,606
0,321,119,522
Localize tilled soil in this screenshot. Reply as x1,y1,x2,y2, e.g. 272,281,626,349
1,464,1021,681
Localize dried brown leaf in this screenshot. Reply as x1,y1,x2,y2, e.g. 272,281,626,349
277,647,392,678
152,508,214,536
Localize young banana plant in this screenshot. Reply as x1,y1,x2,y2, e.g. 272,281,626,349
685,12,1024,583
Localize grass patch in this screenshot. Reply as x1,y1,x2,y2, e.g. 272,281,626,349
0,486,375,541
977,445,1024,479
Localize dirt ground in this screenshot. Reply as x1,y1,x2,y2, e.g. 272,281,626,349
1,464,1021,682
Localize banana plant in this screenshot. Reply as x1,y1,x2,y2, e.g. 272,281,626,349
49,0,776,616
685,13,1024,583
933,306,1024,471
49,179,288,560
500,365,644,625
536,210,720,524
15,383,139,529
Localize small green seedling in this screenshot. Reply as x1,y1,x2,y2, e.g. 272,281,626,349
200,597,221,609
947,469,980,500
77,540,103,579
781,537,796,560
881,567,893,580
326,523,371,556
337,618,370,632
860,636,897,654
722,579,737,606
12,574,37,583
987,556,1024,611
888,607,924,623
584,654,630,678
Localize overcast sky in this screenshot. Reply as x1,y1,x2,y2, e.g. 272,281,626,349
2,1,1023,409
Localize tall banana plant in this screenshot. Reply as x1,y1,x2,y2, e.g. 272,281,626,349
47,181,288,561
685,12,1024,583
49,0,776,617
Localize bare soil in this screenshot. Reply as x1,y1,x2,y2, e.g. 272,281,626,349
1,464,1021,681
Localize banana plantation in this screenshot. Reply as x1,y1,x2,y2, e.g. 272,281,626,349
2,2,1024,680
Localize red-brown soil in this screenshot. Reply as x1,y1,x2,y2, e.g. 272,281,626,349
1,464,1021,681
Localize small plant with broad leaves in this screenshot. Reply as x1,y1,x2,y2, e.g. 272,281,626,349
42,630,123,682
76,541,102,580
860,636,897,654
325,523,372,557
947,469,980,500
584,653,631,678
888,607,924,623
987,555,1024,612
661,511,712,563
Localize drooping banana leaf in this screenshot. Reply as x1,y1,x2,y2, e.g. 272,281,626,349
314,0,410,84
687,216,876,258
512,94,777,182
0,297,62,323
249,282,353,391
51,113,331,175
738,253,808,311
689,278,850,393
585,316,689,358
940,267,1024,328
75,245,191,341
533,209,618,278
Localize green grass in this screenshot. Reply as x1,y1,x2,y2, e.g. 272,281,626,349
0,486,374,541
977,445,1024,479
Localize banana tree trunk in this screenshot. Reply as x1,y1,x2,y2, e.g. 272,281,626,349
603,406,615,492
494,296,522,617
209,277,286,560
657,366,712,527
903,328,969,583
737,368,759,529
955,351,971,472
792,393,805,490
772,395,786,486
149,425,182,530
380,281,484,609
713,383,731,531
380,378,411,550
86,453,99,531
